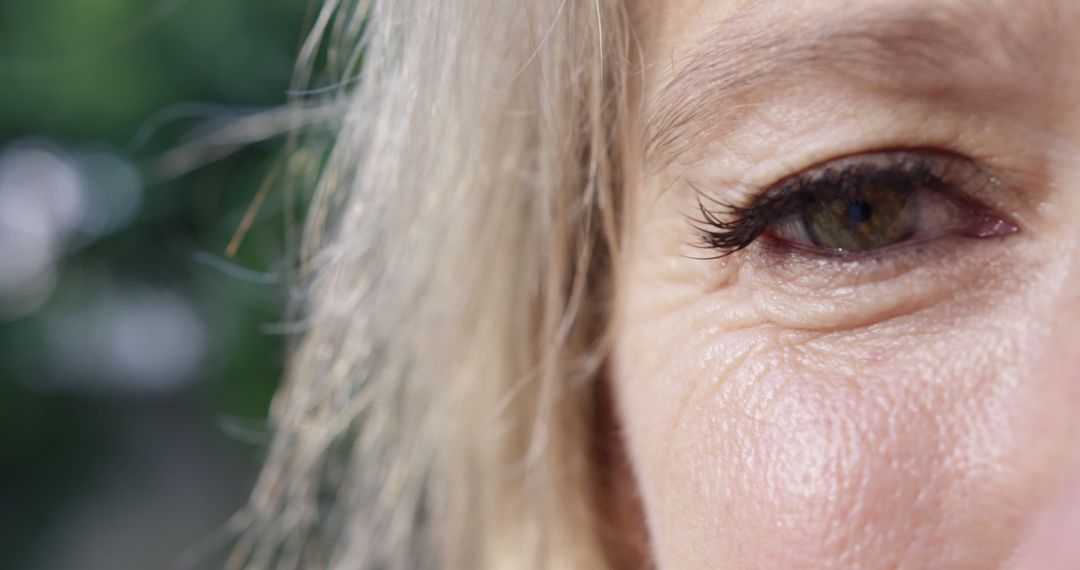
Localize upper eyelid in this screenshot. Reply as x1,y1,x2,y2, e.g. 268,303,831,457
734,150,969,212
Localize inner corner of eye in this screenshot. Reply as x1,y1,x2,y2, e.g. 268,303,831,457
964,209,1021,239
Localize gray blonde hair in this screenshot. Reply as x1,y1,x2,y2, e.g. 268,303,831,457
230,1,637,568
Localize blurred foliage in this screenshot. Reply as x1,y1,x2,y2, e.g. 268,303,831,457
0,0,313,568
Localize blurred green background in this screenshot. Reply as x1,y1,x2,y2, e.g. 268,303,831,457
0,1,312,568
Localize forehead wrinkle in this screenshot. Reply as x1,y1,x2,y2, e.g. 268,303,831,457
643,0,1062,172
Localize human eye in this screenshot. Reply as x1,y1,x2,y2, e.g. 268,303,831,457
693,150,1019,259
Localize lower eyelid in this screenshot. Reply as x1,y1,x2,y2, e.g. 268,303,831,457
741,234,1016,331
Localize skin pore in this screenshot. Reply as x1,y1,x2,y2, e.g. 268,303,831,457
612,0,1080,568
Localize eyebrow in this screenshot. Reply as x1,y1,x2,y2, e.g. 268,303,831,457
644,1,1063,168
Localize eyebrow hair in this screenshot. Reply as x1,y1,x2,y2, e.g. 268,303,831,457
644,1,1064,169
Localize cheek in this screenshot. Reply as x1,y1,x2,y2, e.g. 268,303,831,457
611,158,1080,568
662,367,1014,569
614,300,1062,570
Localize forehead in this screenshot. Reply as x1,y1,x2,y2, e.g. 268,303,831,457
638,0,1078,168
643,0,1061,50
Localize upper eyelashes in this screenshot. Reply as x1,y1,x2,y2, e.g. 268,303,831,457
692,150,1019,258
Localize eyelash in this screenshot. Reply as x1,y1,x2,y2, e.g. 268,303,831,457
691,151,984,257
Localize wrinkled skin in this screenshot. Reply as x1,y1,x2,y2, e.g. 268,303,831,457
612,0,1080,568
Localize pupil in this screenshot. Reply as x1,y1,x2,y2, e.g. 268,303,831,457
847,200,873,225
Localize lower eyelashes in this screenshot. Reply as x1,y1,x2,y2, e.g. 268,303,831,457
693,150,1020,259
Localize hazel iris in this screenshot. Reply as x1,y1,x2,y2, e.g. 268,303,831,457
802,184,917,252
